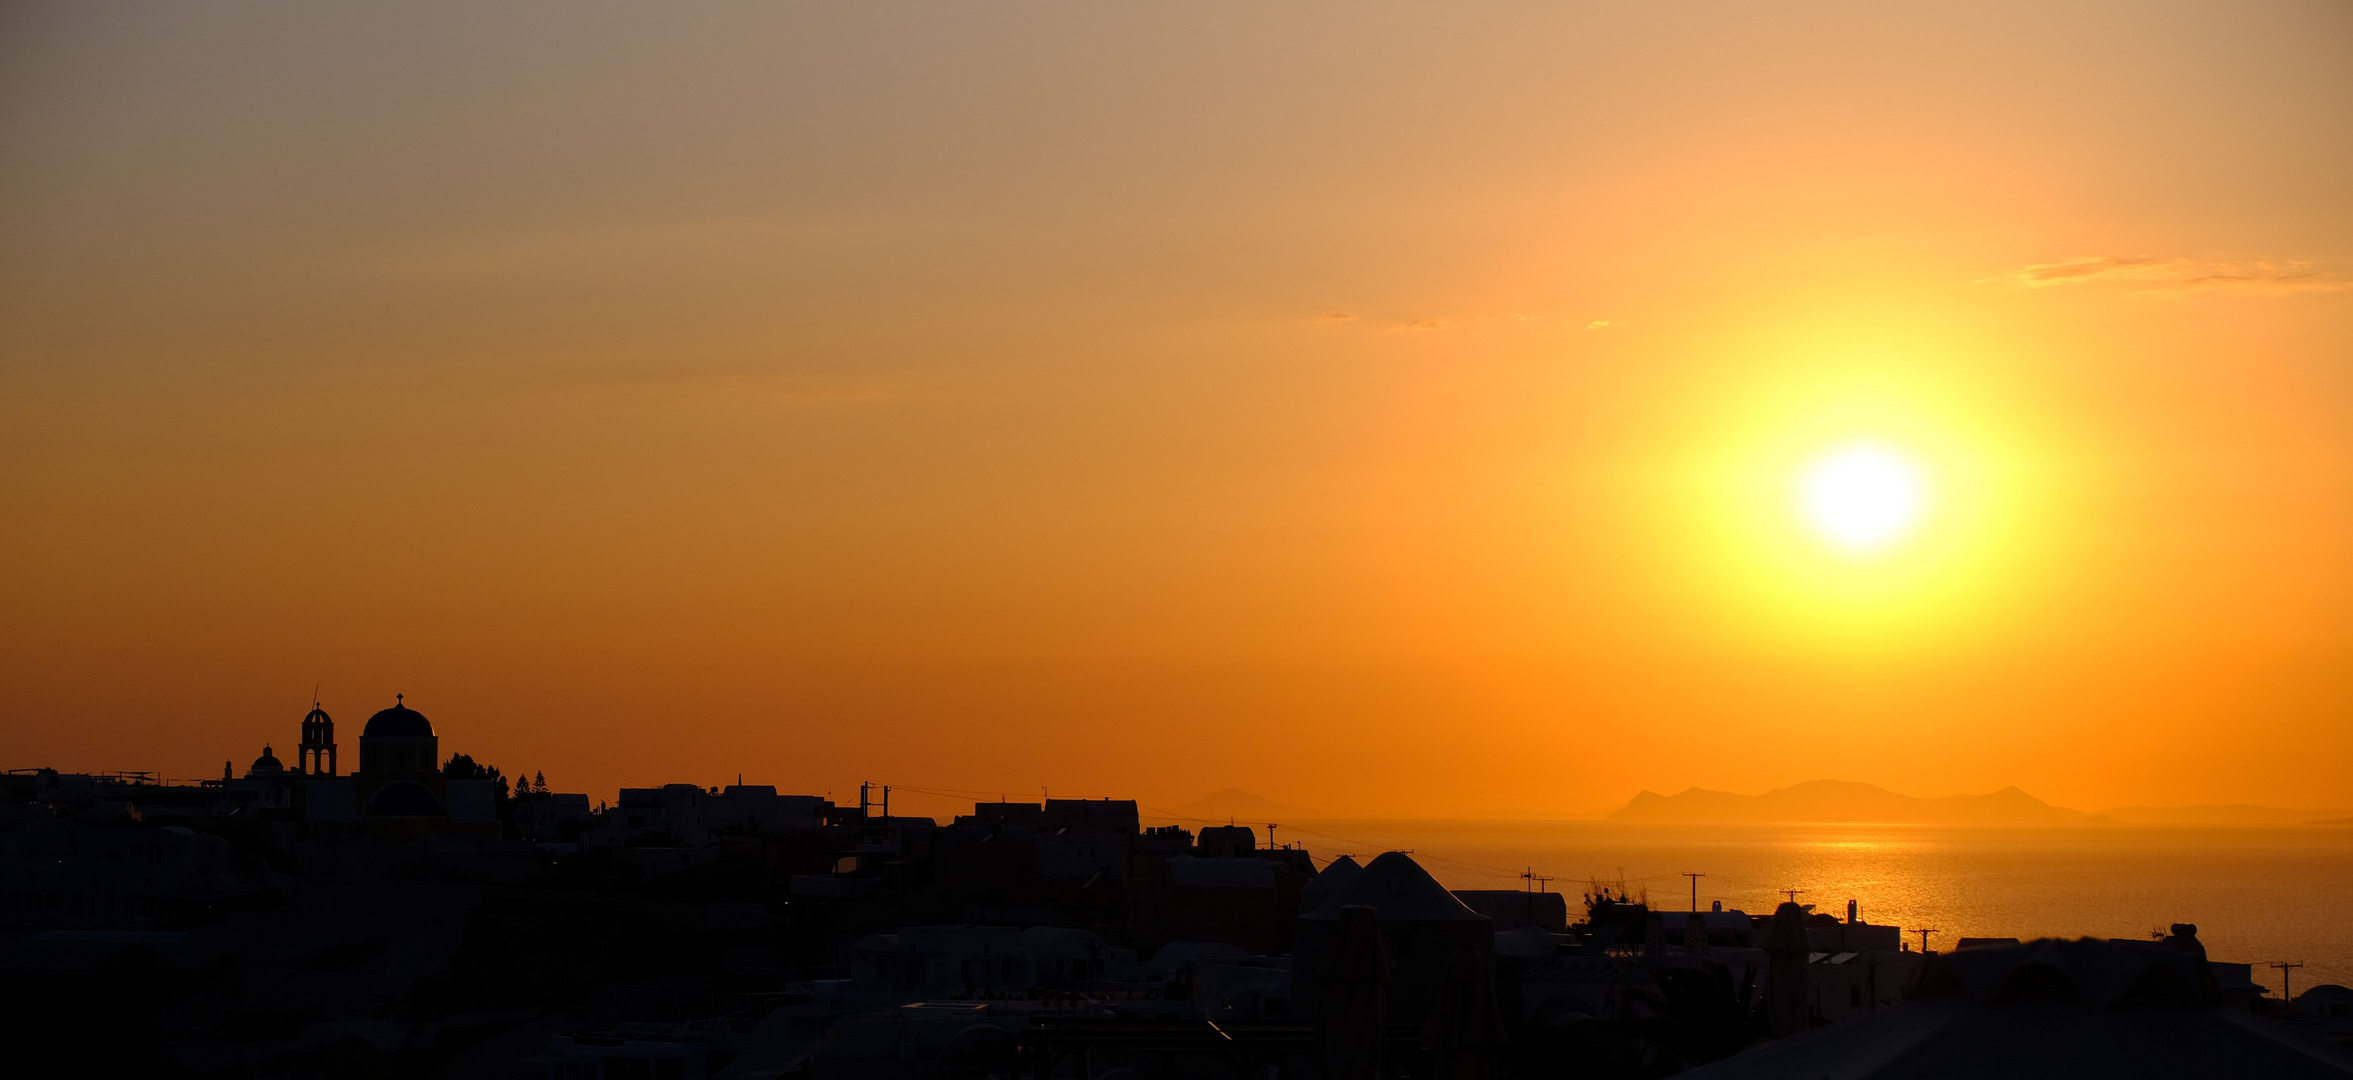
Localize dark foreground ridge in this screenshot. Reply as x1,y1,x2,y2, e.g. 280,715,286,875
5,702,2349,1079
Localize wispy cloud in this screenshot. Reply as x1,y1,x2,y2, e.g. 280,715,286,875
1317,312,1536,332
369,214,887,284
1991,255,2345,296
704,374,900,404
574,366,902,405
1586,319,1615,330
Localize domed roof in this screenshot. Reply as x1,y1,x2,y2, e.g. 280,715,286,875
247,745,283,776
363,695,432,737
304,704,331,724
364,780,445,818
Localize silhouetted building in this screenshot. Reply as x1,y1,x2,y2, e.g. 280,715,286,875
298,702,336,776
1453,890,1569,932
1682,938,2353,1079
4,710,2319,1080
295,696,499,838
1293,852,1495,1027
1299,854,1364,913
244,745,284,780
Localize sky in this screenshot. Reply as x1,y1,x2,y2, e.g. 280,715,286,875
2,1,2350,818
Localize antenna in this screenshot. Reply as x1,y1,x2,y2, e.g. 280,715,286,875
1683,872,1707,912
1781,887,1806,904
1913,928,1939,953
2272,962,2305,1000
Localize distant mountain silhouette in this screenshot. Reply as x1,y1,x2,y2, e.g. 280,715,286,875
2098,804,2353,826
1170,788,1323,822
1608,780,2101,824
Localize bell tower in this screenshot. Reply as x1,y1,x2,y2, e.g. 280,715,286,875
299,702,337,776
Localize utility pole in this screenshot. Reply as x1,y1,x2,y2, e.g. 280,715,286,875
1683,872,1707,912
2273,962,2305,1001
1913,928,1939,954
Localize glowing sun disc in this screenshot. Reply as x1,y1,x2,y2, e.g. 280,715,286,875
1796,443,1928,554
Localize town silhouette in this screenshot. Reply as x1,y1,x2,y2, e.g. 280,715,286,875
6,699,2352,1078
7,2,2350,1077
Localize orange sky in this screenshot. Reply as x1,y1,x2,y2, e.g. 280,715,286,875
3,1,2350,817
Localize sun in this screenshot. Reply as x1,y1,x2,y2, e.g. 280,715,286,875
1795,442,1929,556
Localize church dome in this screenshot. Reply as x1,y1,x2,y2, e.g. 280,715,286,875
363,696,433,737
304,705,332,725
247,745,283,776
364,780,445,818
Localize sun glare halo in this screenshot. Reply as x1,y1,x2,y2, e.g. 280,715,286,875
1796,442,1929,556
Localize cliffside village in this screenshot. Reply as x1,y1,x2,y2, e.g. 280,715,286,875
4,700,2338,1079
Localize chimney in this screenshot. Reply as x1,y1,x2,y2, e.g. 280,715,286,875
1848,899,1859,925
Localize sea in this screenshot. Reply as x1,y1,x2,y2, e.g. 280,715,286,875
1269,819,2353,996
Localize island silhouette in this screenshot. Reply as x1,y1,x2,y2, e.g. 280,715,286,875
1608,780,2103,825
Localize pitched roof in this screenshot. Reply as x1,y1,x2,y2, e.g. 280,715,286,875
1298,851,1486,922
1299,854,1365,911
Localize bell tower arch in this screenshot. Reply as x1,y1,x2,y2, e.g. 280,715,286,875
299,702,337,776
